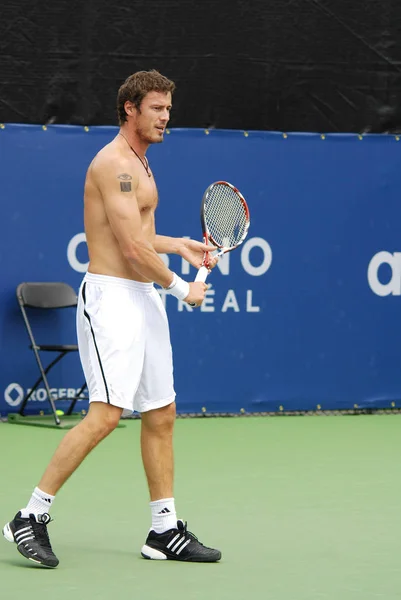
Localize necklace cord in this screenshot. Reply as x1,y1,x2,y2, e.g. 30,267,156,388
119,133,151,177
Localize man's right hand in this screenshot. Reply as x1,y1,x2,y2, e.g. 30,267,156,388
185,282,208,307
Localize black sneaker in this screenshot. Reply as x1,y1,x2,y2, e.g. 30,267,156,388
2,512,59,568
141,519,221,562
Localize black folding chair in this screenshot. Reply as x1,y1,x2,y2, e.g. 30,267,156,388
16,282,87,426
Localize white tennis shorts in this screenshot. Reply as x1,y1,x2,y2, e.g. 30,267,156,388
76,272,175,415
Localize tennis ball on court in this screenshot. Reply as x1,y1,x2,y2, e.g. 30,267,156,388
56,410,64,416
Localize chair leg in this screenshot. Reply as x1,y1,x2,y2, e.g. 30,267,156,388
19,352,68,417
27,351,69,426
18,303,60,425
65,382,88,416
41,352,70,426
18,383,40,417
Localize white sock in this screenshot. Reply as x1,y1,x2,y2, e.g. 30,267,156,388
20,487,55,518
150,498,177,533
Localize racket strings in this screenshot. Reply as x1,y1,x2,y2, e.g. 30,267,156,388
205,186,248,248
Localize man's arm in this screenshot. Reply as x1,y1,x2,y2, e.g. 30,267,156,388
154,235,218,270
153,235,181,255
95,159,175,288
92,156,207,306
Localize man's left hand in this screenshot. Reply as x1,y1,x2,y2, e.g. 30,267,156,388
178,238,218,270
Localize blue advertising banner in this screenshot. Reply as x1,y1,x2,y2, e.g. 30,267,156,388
0,125,400,416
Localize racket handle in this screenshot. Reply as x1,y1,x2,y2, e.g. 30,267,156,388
188,266,210,307
194,266,209,283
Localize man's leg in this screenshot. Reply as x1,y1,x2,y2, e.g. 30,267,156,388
138,289,221,562
38,402,123,496
140,402,177,533
140,402,176,501
140,401,221,562
3,402,122,567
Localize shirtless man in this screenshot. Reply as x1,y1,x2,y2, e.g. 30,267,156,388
3,70,221,567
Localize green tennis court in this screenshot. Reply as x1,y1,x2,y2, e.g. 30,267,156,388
1,415,400,599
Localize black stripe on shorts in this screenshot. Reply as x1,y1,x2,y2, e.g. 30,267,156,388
82,281,110,404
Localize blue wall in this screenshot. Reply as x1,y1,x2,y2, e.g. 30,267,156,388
1,125,400,416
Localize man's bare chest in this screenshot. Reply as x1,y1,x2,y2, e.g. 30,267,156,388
136,175,158,213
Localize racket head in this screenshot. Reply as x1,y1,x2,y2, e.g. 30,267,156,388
200,181,250,252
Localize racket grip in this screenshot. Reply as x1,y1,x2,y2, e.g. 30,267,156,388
194,266,209,283
188,266,210,307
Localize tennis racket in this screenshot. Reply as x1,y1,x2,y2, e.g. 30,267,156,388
192,180,250,286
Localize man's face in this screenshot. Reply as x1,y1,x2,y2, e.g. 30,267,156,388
128,91,172,144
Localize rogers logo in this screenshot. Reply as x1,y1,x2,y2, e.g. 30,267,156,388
4,383,24,407
3,384,87,407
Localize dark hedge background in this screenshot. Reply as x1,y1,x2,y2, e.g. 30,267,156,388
1,0,401,132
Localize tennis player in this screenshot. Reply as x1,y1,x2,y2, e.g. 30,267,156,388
3,70,221,567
